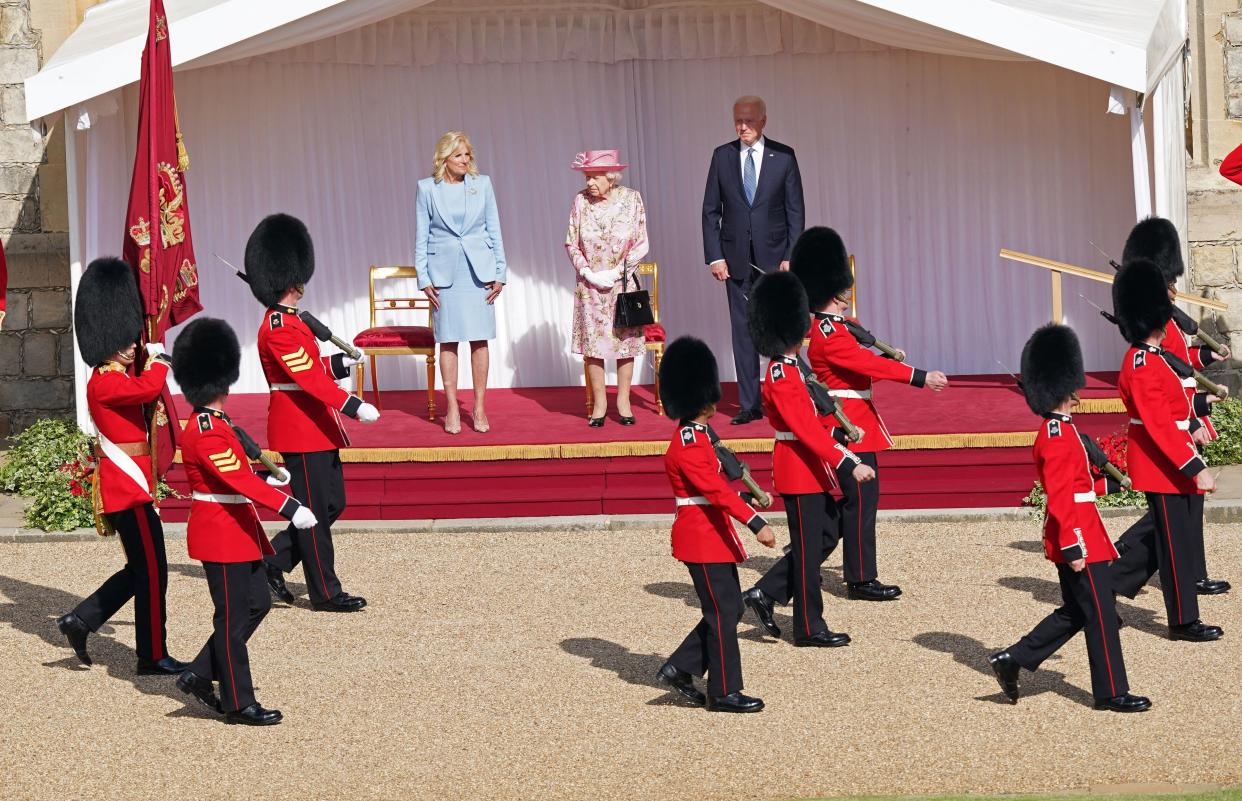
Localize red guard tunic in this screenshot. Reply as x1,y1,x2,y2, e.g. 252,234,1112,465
763,355,861,495
87,359,169,514
664,422,767,563
1120,345,1207,495
1161,323,1218,440
807,312,926,452
1034,413,1118,564
258,305,361,453
182,409,303,563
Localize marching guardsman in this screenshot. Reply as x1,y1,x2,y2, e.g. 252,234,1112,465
988,324,1149,712
55,257,186,676
1112,259,1223,642
792,227,948,601
245,213,379,612
1111,217,1230,597
742,271,874,647
172,318,319,725
656,337,777,713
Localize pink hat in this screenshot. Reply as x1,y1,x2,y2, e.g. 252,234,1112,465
571,150,627,171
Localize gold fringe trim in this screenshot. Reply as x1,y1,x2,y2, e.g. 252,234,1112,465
168,431,1043,464
1076,397,1126,414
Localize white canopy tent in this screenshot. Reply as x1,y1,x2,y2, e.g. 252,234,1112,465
25,0,1190,427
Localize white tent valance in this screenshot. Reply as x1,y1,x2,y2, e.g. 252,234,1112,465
26,0,1185,122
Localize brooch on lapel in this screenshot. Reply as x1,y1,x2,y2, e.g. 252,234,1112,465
467,187,478,195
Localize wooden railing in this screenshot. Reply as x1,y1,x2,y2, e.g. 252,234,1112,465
998,249,1227,323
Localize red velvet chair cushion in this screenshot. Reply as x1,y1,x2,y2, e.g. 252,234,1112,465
643,323,666,343
353,326,435,349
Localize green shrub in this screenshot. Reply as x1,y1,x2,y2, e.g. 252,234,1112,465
1203,397,1242,465
0,418,97,531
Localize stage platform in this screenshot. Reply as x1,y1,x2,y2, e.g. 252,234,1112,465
158,373,1128,521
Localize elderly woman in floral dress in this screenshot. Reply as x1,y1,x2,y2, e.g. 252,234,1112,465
565,149,650,427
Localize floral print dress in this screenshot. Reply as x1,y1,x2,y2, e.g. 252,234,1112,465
564,185,650,359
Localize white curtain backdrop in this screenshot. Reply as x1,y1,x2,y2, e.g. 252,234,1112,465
70,0,1138,395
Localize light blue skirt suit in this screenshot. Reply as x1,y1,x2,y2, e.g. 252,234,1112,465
414,173,509,343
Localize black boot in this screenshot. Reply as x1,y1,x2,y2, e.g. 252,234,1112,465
1169,620,1224,641
225,703,283,726
265,564,295,604
137,656,188,676
793,630,850,647
706,692,764,713
1094,694,1151,712
742,587,780,637
1195,578,1231,595
311,592,367,612
176,670,222,713
56,612,92,666
655,662,705,707
988,651,1020,703
846,579,902,601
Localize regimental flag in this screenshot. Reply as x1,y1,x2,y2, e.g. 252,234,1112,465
0,235,8,328
122,0,201,479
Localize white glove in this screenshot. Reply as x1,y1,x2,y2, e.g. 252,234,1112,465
581,268,614,291
265,470,291,487
291,506,318,530
357,402,381,423
598,268,623,286
342,355,363,369
145,342,166,358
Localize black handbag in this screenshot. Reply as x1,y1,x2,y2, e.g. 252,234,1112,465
614,268,655,328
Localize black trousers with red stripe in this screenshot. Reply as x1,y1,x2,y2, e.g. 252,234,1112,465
187,560,271,713
836,452,880,584
753,492,839,638
1140,492,1201,626
266,450,346,604
1007,561,1129,701
1113,492,1209,599
72,503,168,661
667,562,745,698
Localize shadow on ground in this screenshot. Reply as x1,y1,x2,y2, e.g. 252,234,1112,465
911,630,1095,707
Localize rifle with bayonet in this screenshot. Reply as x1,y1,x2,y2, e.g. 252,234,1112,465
1078,433,1132,490
794,356,863,443
213,253,364,360
1075,291,1229,398
230,422,290,484
840,318,905,362
705,426,773,508
1089,241,1229,359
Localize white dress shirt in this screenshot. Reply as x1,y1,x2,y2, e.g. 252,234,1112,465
739,136,766,188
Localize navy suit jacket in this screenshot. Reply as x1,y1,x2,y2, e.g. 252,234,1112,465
701,138,805,279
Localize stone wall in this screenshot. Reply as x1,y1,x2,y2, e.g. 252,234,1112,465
0,0,74,440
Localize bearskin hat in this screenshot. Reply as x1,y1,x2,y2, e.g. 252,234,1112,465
1111,258,1173,344
659,336,722,421
1019,324,1085,416
74,257,143,366
172,318,241,408
1122,216,1184,284
791,226,852,309
243,213,315,308
747,270,810,359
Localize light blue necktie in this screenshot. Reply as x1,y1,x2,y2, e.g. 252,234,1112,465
743,147,756,205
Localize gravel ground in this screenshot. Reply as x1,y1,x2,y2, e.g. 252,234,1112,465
0,516,1239,801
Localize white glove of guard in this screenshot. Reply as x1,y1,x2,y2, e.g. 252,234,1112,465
342,355,363,369
357,402,381,423
145,342,166,358
265,471,291,487
291,506,318,530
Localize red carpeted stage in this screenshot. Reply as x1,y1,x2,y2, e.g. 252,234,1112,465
157,373,1129,522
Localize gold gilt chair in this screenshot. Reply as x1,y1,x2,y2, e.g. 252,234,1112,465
584,261,667,415
352,266,437,419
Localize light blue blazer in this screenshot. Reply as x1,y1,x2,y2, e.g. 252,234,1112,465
414,173,508,290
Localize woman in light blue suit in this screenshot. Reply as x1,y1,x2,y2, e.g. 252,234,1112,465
416,131,508,434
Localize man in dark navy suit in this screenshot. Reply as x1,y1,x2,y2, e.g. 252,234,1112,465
703,95,805,424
